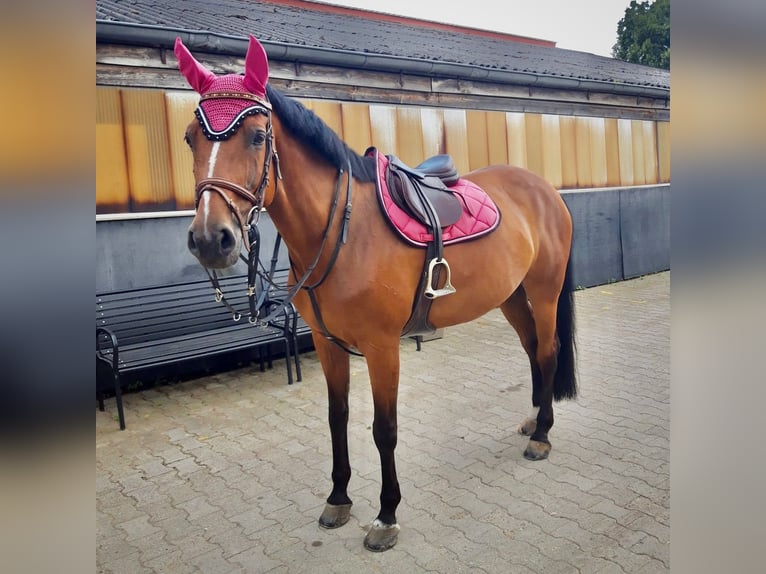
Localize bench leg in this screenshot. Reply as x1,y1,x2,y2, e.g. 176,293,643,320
283,339,294,385
294,340,302,383
290,331,302,382
258,347,266,372
97,391,105,412
113,371,126,430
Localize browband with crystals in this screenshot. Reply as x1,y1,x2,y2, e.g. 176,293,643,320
200,91,272,109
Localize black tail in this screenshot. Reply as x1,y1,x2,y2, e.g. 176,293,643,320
553,255,577,401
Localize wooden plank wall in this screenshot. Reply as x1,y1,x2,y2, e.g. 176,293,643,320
97,87,671,214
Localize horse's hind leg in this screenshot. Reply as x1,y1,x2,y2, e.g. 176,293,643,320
313,335,354,529
500,287,541,437
501,282,560,460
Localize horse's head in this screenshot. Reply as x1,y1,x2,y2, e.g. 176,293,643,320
175,36,278,269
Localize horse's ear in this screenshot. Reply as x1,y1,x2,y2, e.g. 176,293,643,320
243,35,269,97
174,37,215,94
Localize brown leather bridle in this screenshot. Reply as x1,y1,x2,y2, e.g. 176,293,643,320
191,101,281,322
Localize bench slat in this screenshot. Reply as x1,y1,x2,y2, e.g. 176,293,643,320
97,276,266,346
98,322,286,371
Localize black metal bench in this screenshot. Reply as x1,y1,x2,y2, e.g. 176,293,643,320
96,274,295,430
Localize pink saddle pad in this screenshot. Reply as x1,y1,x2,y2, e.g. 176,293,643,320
369,148,500,247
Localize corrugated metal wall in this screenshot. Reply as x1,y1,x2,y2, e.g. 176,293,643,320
96,87,671,214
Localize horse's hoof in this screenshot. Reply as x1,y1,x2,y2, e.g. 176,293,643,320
318,503,352,529
523,439,551,461
517,417,537,436
363,519,400,551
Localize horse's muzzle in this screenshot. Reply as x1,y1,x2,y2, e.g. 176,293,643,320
187,223,239,269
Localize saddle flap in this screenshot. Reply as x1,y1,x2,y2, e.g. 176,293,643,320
410,178,463,227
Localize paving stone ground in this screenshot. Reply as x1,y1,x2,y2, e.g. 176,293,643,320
97,271,670,573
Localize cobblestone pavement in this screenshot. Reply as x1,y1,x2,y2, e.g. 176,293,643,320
97,272,670,573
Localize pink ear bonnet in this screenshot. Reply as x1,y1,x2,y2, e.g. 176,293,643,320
174,35,271,140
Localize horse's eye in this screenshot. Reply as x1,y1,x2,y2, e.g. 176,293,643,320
252,131,267,147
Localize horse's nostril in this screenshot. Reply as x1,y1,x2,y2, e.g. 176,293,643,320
219,227,236,254
187,230,198,253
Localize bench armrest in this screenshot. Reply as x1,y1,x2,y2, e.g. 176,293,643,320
262,299,298,334
96,326,120,372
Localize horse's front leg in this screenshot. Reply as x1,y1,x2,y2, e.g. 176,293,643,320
361,344,402,552
314,335,354,529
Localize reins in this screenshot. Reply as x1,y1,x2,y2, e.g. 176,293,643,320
298,161,362,356
203,161,359,357
204,224,268,323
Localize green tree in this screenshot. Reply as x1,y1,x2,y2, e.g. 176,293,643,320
612,0,670,69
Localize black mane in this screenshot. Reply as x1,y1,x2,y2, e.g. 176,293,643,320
266,85,376,182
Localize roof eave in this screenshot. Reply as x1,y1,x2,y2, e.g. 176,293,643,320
96,20,670,100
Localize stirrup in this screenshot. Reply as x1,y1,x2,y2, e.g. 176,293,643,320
424,257,456,299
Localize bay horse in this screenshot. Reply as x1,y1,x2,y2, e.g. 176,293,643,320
175,35,577,551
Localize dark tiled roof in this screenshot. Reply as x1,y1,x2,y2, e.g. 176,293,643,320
96,0,669,90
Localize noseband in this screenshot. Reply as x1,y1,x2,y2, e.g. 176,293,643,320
194,176,264,251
